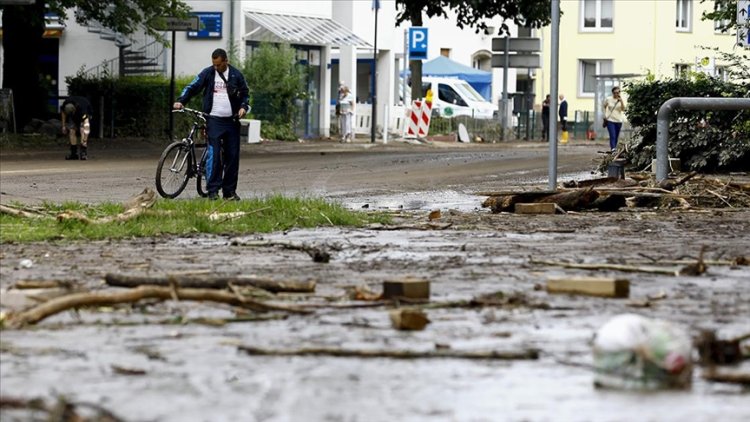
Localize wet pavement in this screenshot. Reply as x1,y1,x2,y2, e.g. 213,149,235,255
1,137,749,421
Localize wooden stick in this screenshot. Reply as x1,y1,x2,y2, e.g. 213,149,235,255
7,285,312,327
529,259,680,275
237,345,539,360
702,370,750,386
104,273,316,293
0,204,48,219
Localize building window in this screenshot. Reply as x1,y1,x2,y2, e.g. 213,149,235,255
440,48,451,58
581,0,613,31
578,59,612,96
676,0,691,32
713,2,730,34
715,66,728,81
674,63,690,78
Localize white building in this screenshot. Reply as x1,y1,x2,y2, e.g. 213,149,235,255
2,0,525,137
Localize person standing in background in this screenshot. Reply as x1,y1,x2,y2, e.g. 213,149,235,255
61,96,93,160
603,86,627,153
541,94,550,142
558,94,568,143
339,85,355,143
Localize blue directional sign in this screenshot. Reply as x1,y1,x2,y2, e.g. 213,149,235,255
408,27,428,60
188,12,222,39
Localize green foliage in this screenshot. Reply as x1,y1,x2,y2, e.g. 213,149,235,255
0,196,391,243
242,43,307,138
395,0,553,35
624,76,750,172
65,72,197,139
48,0,192,43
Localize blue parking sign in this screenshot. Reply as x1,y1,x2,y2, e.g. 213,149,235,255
408,27,428,60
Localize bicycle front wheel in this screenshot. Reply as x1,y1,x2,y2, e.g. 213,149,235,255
196,144,209,198
155,141,192,199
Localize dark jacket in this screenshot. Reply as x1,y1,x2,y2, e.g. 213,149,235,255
558,99,568,121
61,96,93,126
177,64,249,116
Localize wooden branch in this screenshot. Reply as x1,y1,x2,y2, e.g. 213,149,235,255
529,259,680,275
104,273,316,293
56,188,157,224
0,204,48,219
10,280,78,290
237,345,539,360
7,285,312,327
230,239,335,263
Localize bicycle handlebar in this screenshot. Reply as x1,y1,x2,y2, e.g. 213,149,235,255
173,107,207,122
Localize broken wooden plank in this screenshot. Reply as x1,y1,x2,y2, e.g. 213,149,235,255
514,203,556,214
546,277,630,298
530,259,681,275
382,277,430,300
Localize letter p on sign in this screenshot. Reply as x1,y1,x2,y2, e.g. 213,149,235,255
408,27,428,60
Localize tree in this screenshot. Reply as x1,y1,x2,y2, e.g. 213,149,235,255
701,0,741,34
1,0,190,130
395,0,552,100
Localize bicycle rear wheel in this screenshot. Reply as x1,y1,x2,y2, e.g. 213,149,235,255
155,141,192,199
195,144,209,197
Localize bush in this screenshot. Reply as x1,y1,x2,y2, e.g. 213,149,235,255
66,71,197,140
625,75,750,172
241,43,307,140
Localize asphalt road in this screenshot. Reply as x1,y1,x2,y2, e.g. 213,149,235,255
0,138,604,207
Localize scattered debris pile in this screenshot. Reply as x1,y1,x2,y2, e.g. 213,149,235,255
481,172,750,213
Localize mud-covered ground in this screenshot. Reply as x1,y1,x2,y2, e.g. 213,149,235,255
1,138,749,421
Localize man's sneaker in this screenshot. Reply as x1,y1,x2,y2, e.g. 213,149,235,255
208,192,220,200
224,192,241,201
79,147,88,160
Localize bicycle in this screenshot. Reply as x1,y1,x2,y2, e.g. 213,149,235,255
155,108,210,199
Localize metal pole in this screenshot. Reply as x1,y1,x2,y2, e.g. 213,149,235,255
403,30,407,104
169,30,176,140
548,0,560,192
371,4,378,143
656,97,750,181
501,37,509,140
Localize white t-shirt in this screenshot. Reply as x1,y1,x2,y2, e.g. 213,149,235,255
210,70,233,117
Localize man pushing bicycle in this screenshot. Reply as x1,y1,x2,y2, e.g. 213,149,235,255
173,48,249,201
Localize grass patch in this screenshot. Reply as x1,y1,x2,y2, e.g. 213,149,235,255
0,195,391,243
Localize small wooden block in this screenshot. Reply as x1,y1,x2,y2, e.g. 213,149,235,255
383,277,430,299
514,203,556,214
546,277,630,298
389,308,430,330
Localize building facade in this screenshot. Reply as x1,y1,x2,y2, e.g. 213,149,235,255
1,0,522,138
534,0,739,125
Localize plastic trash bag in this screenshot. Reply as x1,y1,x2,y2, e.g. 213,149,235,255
592,313,693,390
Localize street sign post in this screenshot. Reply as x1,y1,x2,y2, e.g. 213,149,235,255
490,37,541,139
738,0,750,48
408,27,428,60
155,16,200,31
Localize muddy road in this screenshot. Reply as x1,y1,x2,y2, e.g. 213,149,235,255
1,139,749,421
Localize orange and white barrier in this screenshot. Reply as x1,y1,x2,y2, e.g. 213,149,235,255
404,100,432,138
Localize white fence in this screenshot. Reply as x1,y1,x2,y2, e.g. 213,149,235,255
349,103,407,138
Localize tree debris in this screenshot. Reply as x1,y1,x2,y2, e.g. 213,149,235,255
236,345,539,360
104,273,316,293
6,285,312,328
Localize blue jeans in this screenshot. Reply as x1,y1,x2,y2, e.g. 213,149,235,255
606,120,622,150
206,116,240,196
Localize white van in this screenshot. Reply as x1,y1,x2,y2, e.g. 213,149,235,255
401,77,498,119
